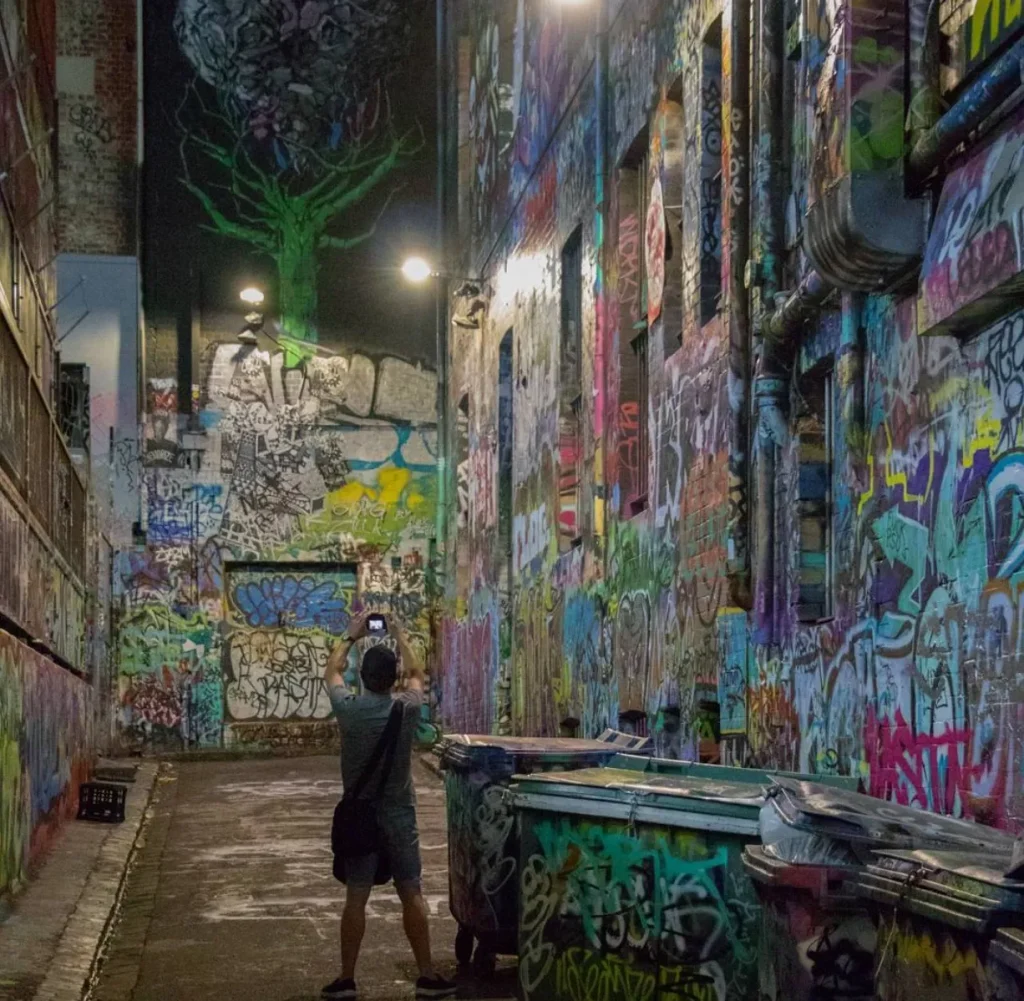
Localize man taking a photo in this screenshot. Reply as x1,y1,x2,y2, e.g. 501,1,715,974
320,612,457,1001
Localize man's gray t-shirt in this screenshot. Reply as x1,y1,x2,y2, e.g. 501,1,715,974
329,686,422,808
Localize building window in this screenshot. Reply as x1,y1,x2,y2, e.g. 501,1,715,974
559,227,583,550
661,83,685,344
700,18,723,327
795,365,833,621
617,130,651,515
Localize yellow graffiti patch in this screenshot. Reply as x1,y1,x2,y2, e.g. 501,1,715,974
858,423,936,515
897,929,979,979
964,411,1002,467
327,468,418,510
377,468,412,506
330,481,372,506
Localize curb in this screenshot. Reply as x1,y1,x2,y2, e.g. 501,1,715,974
30,762,159,1001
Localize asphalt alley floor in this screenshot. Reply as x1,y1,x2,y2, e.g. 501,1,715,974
85,757,517,1001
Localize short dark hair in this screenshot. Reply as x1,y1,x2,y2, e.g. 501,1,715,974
361,645,398,694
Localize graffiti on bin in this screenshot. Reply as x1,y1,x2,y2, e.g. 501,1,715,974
553,947,725,1001
761,905,875,999
518,817,757,1000
875,918,983,999
446,773,518,932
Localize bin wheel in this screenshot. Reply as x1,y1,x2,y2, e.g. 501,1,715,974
455,925,475,966
472,946,496,976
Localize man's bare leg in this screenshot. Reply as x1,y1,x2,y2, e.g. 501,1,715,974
340,885,373,980
396,881,436,977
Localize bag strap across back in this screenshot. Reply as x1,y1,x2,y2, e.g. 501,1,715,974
346,702,403,802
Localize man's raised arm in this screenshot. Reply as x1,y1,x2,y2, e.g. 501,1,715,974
325,612,368,690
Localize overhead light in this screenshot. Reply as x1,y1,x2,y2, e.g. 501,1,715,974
240,286,265,306
401,257,434,283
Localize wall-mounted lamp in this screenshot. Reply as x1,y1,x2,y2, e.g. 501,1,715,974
239,286,266,306
238,286,265,344
452,299,487,330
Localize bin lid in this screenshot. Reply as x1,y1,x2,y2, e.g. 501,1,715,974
510,764,766,836
765,777,1016,853
437,730,652,771
991,926,1024,975
742,844,865,905
605,753,859,791
853,847,1024,933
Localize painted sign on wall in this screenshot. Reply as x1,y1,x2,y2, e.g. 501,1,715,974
224,564,356,723
965,0,1024,76
918,110,1024,336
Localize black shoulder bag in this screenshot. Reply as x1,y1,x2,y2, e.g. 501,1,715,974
331,702,402,885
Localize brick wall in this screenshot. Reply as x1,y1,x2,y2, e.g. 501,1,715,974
56,0,137,256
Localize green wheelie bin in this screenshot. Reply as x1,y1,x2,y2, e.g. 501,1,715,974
436,730,653,973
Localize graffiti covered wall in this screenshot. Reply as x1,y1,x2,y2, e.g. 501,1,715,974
444,0,1024,833
119,345,436,750
441,0,738,756
122,2,439,751
0,630,93,899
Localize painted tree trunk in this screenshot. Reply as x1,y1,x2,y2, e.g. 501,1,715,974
275,222,320,349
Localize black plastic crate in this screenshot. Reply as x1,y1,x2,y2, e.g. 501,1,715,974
77,782,127,823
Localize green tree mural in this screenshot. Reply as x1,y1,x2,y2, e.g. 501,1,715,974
174,0,419,345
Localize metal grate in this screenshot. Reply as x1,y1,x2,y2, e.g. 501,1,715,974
26,382,51,532
49,438,86,581
59,363,90,453
68,461,87,579
0,317,27,483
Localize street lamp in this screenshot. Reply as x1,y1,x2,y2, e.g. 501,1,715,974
401,256,435,283
239,286,265,306
238,286,265,344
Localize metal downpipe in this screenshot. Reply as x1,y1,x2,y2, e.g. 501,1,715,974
727,0,752,603
433,0,450,588
752,0,787,643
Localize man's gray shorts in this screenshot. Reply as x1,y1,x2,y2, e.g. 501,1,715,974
345,804,422,890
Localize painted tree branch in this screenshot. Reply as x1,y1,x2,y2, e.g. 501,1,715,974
309,130,420,226
179,176,276,252
319,186,402,251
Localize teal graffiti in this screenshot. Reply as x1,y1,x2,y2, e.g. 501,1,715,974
529,817,755,970
872,508,928,613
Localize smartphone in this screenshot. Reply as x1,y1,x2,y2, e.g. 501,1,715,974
367,613,388,634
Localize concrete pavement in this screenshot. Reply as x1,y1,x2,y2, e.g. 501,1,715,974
0,764,158,1001
86,756,516,1001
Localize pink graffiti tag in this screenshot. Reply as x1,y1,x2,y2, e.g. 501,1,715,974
864,708,989,818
